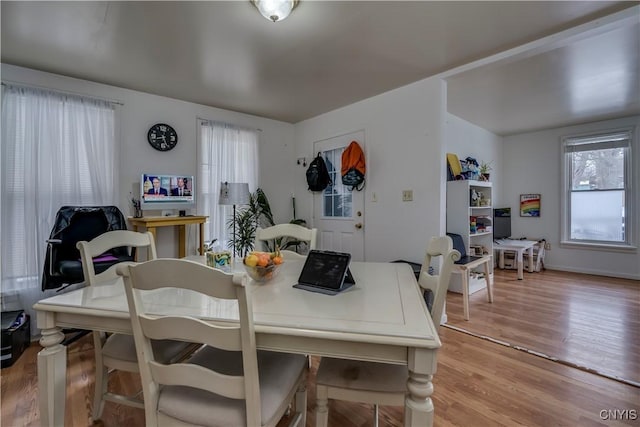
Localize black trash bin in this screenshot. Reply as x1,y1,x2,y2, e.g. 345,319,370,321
1,310,30,368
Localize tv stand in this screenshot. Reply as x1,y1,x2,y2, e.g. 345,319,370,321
128,215,208,258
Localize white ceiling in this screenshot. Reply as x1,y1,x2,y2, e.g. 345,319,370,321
1,1,638,135
447,16,640,135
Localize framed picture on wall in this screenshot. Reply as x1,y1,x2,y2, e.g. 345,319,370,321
520,194,541,217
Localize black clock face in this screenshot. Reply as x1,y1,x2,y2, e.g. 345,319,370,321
147,123,178,151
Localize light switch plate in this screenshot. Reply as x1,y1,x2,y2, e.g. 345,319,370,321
402,190,413,202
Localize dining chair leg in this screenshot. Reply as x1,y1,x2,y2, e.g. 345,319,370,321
316,385,329,427
483,260,493,303
374,404,380,427
462,269,470,320
294,380,307,427
92,332,107,421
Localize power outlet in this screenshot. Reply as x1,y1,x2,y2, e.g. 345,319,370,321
544,241,551,250
402,190,413,202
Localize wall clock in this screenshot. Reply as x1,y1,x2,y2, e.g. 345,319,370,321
147,123,178,151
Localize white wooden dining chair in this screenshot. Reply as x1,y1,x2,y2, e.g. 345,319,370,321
77,230,197,421
315,235,460,427
118,258,308,427
255,223,317,259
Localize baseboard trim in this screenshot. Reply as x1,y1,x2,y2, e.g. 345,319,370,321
544,265,640,281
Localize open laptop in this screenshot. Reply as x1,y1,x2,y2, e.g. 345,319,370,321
293,250,356,295
447,233,485,265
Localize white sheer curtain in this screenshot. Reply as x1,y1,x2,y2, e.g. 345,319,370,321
197,120,259,250
1,84,118,334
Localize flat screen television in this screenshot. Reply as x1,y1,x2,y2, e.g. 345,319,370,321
140,174,195,211
493,207,511,239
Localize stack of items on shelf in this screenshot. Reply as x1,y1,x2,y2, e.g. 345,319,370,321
470,216,493,234
476,216,492,233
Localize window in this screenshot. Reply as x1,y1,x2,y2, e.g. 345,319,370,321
197,120,259,248
561,128,634,249
1,84,118,328
322,147,352,218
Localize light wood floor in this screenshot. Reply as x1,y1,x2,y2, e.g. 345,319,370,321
446,268,640,386
2,269,639,426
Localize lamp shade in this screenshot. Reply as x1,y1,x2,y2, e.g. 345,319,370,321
219,182,251,206
251,0,298,22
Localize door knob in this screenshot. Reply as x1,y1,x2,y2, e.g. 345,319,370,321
355,223,363,229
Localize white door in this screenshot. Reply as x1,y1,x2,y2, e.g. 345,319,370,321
313,131,365,261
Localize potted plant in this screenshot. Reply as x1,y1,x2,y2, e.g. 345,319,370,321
228,188,314,257
227,188,274,258
479,161,493,181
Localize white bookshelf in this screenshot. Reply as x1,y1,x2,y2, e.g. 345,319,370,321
446,180,493,294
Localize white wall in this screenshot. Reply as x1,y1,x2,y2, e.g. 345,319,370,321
1,64,296,257
445,113,504,206
503,116,640,280
294,77,447,264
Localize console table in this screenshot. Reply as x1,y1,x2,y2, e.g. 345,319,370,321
128,216,207,258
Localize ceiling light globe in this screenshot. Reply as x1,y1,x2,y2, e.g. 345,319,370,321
252,0,298,23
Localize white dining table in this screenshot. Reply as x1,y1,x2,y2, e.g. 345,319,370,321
494,239,538,279
34,258,441,427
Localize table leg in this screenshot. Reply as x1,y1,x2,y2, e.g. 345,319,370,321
483,259,493,302
199,222,205,255
146,226,157,261
37,316,67,427
405,349,435,427
516,249,524,280
316,385,329,427
178,225,186,258
130,225,139,261
527,246,535,273
498,249,505,269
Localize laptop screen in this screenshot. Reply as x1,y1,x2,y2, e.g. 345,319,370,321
298,250,352,290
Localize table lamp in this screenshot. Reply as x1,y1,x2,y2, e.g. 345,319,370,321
218,182,251,259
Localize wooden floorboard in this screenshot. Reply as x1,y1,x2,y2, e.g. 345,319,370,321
2,269,639,426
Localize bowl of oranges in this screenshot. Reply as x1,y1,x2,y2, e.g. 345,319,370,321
242,250,283,283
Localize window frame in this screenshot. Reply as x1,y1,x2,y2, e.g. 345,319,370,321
560,126,636,252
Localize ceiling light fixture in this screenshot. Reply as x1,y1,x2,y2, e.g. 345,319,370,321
251,0,299,23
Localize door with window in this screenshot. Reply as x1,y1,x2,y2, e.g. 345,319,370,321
313,131,365,261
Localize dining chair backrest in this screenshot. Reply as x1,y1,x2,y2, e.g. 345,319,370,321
418,235,460,328
77,230,157,285
118,259,261,426
255,223,317,258
77,230,166,419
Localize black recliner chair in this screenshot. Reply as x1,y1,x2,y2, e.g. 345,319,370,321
41,206,133,345
42,206,133,292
